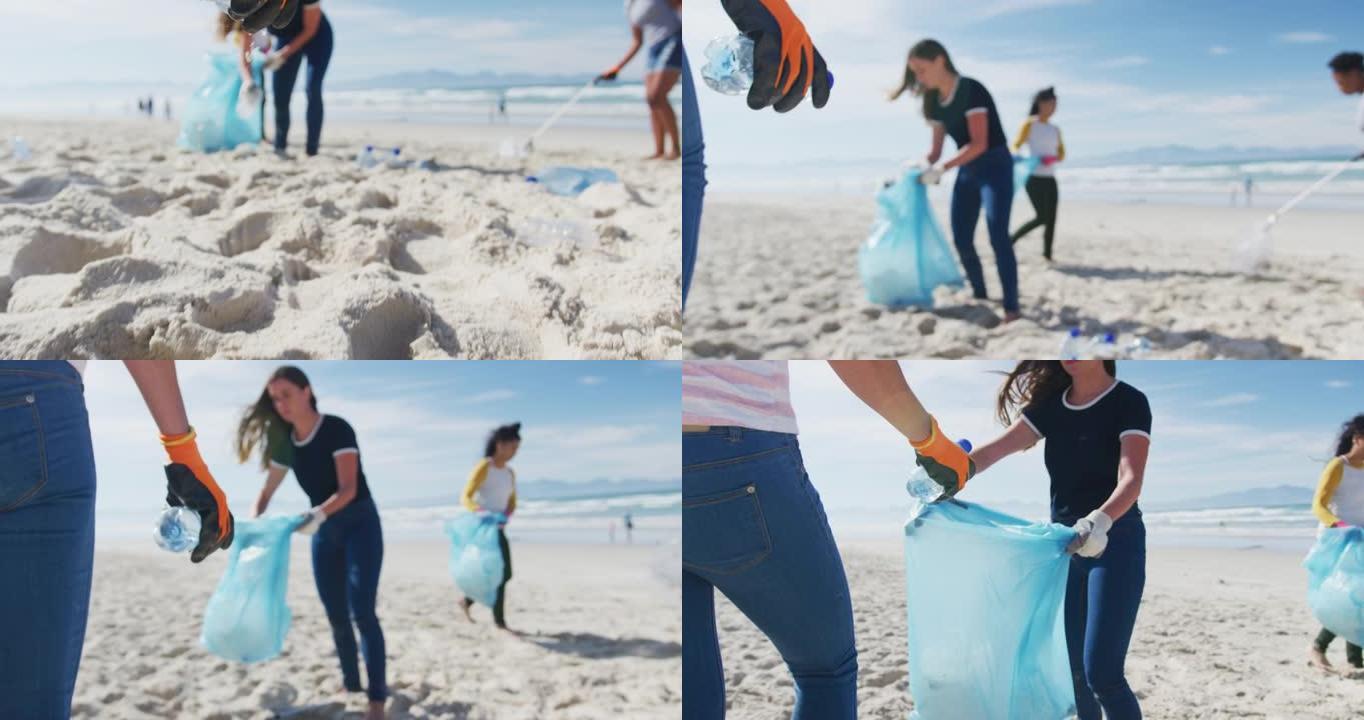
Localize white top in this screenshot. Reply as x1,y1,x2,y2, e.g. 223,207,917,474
475,464,516,514
682,361,799,435
626,0,681,49
68,361,87,375
1019,119,1062,178
1331,458,1364,527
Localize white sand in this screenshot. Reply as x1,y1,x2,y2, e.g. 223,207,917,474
711,540,1364,719
685,194,1364,359
0,117,681,359
73,540,680,720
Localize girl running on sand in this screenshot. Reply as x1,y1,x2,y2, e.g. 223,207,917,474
459,423,521,631
1011,87,1066,261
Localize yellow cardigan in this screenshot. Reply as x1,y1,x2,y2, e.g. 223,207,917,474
461,458,517,514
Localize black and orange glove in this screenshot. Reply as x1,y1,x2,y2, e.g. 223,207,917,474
222,0,299,33
162,428,235,563
721,0,831,112
909,416,975,500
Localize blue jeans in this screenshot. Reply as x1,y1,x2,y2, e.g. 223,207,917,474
682,428,857,720
1065,511,1146,720
681,48,705,312
274,15,334,156
0,362,95,720
312,495,387,702
951,145,1019,313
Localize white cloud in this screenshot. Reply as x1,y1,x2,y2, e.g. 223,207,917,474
1209,46,1232,56
1278,31,1334,44
1201,393,1260,408
458,389,520,404
974,0,1093,22
1097,56,1150,69
579,376,607,386
1326,380,1354,389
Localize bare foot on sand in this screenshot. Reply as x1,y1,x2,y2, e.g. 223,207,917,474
1003,311,1022,324
664,151,680,161
1309,646,1336,673
365,700,385,720
460,598,473,623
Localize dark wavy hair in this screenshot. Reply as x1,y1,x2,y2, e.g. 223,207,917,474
1336,415,1364,457
995,360,1117,425
236,366,315,469
485,422,522,458
1029,86,1057,117
888,39,958,120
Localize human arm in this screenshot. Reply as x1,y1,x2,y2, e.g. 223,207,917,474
266,3,321,68
461,459,491,512
941,111,989,171
254,464,288,517
1313,458,1346,527
968,420,1042,475
1011,118,1032,154
600,25,644,81
926,124,945,165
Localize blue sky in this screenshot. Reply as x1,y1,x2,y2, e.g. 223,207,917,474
787,360,1364,524
685,0,1364,182
84,360,680,517
2,0,639,86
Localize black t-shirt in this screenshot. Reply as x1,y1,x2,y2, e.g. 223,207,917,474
271,414,372,508
926,76,1008,151
1022,381,1152,524
269,0,321,40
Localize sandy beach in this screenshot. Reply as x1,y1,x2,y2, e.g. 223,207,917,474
0,116,681,359
73,539,680,720
684,194,1364,359
711,540,1364,719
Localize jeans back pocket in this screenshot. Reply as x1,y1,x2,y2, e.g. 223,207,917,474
0,392,48,513
683,484,772,576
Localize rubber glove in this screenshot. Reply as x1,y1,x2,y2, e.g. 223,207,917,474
263,52,289,72
296,506,328,535
1333,521,1351,528
162,429,235,563
597,68,621,83
1067,510,1114,557
1041,156,1059,166
237,83,263,115
223,0,299,34
909,416,975,500
721,0,831,112
919,167,944,185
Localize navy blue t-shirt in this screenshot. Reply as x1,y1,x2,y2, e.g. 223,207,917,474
1022,381,1152,524
271,414,371,508
269,0,321,41
926,76,1009,151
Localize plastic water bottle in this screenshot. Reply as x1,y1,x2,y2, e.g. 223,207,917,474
519,218,594,248
701,34,834,95
1091,332,1119,359
526,167,620,197
355,145,377,169
1058,328,1085,359
154,506,201,553
384,147,405,169
906,439,973,504
1124,337,1152,359
10,137,31,161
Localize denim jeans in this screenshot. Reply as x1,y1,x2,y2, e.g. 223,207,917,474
681,48,705,312
1065,511,1146,720
951,145,1020,313
312,495,387,702
273,15,334,156
683,427,857,720
0,362,95,720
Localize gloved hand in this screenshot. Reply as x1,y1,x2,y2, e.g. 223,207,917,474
1067,510,1114,557
162,429,234,563
296,506,328,535
263,51,290,72
1333,521,1352,528
909,416,975,500
919,167,943,185
237,83,263,114
597,68,621,83
1041,155,1059,166
222,0,298,33
721,0,831,112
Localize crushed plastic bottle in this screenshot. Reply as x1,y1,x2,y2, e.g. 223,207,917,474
1058,327,1085,360
1125,337,1152,359
10,137,31,161
1090,332,1120,359
526,167,619,197
384,147,405,169
518,218,595,249
355,145,377,169
701,35,757,94
1057,329,1152,359
154,505,201,553
906,439,973,504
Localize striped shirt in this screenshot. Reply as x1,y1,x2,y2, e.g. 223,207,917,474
682,361,799,435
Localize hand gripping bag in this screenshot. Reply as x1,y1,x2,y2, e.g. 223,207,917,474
1014,156,1042,194
1304,526,1364,645
903,500,1077,720
445,511,508,607
200,514,299,663
177,53,265,153
859,169,965,308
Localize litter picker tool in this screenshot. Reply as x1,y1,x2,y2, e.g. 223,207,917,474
502,78,604,158
1236,155,1360,272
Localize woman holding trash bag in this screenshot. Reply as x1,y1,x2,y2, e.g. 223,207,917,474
968,360,1151,720
237,366,387,720
216,13,268,137
1011,87,1066,261
1308,415,1364,673
599,0,682,160
458,423,522,631
890,39,1022,322
0,361,235,719
682,360,974,720
261,0,333,157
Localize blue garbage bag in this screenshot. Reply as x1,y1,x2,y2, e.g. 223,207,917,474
445,511,507,607
529,166,620,197
1014,156,1041,194
903,500,1077,720
177,53,265,153
859,168,964,308
1304,527,1364,646
200,515,299,663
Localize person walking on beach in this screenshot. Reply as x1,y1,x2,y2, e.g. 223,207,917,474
1243,176,1254,207
1328,51,1364,158
459,423,521,632
237,366,388,720
683,360,974,719
968,360,1151,720
624,512,635,544
262,0,333,157
891,40,1022,322
1308,415,1364,673
1010,87,1066,261
599,0,683,160
0,361,235,719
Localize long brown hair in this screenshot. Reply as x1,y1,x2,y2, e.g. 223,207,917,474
888,39,958,120
215,13,243,42
235,366,317,469
995,360,1117,426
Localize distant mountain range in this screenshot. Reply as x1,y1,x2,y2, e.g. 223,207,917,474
1075,145,1360,166
387,477,678,509
1149,484,1314,511
330,69,602,92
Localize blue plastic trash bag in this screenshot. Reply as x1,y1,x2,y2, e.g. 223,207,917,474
529,166,620,197
200,515,299,663
177,53,265,153
903,500,1077,720
859,169,965,308
1014,156,1041,194
445,511,508,607
1304,527,1364,646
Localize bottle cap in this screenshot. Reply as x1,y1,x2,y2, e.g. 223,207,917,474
957,439,972,453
